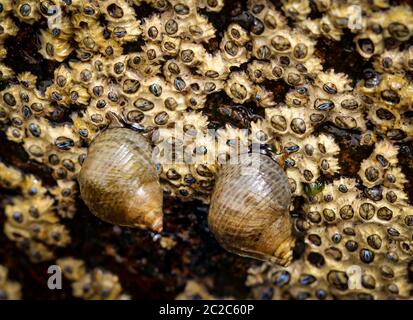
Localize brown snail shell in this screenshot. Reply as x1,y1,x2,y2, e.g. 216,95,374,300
208,153,294,266
78,127,164,232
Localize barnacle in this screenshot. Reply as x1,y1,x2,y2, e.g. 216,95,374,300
373,50,406,74
354,6,413,59
225,71,255,104
0,266,21,300
13,1,41,24
176,280,230,300
198,0,225,12
38,20,74,62
0,162,23,189
0,16,18,43
282,0,311,22
0,63,14,79
358,139,400,188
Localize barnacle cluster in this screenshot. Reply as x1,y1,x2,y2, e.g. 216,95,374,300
0,0,412,300
358,63,413,141
0,161,72,262
291,0,413,60
247,136,412,299
57,257,130,300
248,219,413,299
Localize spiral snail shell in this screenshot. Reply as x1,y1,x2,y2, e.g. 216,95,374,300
78,127,164,232
208,153,294,266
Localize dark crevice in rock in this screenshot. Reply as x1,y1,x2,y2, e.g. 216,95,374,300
317,122,375,177
397,142,413,205
4,22,59,92
203,91,266,130
316,32,372,86
133,2,161,22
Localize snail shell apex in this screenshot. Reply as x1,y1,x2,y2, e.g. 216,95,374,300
208,153,294,266
78,128,163,232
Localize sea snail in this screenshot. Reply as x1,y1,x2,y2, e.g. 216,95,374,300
78,127,164,232
79,128,294,266
208,153,295,266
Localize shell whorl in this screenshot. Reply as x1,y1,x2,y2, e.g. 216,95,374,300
78,127,163,232
208,153,294,266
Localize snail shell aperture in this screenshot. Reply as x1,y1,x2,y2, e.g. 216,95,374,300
78,127,164,232
208,153,294,266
